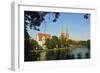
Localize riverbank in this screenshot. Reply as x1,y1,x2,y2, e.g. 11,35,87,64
30,45,88,53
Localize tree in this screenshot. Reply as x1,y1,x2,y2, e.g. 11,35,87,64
45,36,60,49
24,11,60,61
87,40,90,49
67,39,73,45
45,38,53,49
31,39,38,49
51,36,59,48
24,11,60,49
84,14,90,19
78,40,87,47
25,11,60,32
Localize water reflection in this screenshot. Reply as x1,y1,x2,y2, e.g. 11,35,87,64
71,48,90,59
30,48,90,61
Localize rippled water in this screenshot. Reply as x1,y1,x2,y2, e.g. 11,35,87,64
70,48,90,59
29,47,90,61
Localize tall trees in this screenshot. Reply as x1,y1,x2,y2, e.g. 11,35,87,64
87,40,90,49
45,38,52,49
45,36,60,49
51,36,59,48
24,11,60,61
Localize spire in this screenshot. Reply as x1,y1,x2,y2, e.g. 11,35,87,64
61,24,64,33
61,24,68,33
66,24,68,34
60,24,69,40
65,24,69,39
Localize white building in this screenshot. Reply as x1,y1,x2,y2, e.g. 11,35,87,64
36,33,51,49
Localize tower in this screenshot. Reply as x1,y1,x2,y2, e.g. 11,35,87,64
60,24,69,40
65,24,69,40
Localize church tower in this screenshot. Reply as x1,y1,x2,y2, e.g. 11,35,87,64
60,24,69,40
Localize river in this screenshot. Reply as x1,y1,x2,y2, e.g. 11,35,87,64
30,47,90,61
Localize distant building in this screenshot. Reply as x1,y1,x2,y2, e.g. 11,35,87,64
60,32,69,40
60,24,69,41
36,24,69,49
36,33,51,49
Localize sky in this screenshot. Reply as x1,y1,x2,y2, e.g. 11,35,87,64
26,12,90,41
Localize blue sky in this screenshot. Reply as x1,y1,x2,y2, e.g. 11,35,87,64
27,12,90,41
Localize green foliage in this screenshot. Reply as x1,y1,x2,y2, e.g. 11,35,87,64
87,40,90,49
44,34,90,49
79,41,86,45
67,39,73,45
31,39,43,49
45,38,53,49
45,36,61,49
52,36,59,48
77,40,90,48
31,39,38,47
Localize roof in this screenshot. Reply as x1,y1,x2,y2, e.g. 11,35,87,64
37,33,51,41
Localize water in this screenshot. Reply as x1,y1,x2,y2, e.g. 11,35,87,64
29,47,90,61
70,48,90,59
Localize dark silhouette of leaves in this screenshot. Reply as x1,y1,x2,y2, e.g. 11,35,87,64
24,11,60,61
84,14,90,19
24,11,60,38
